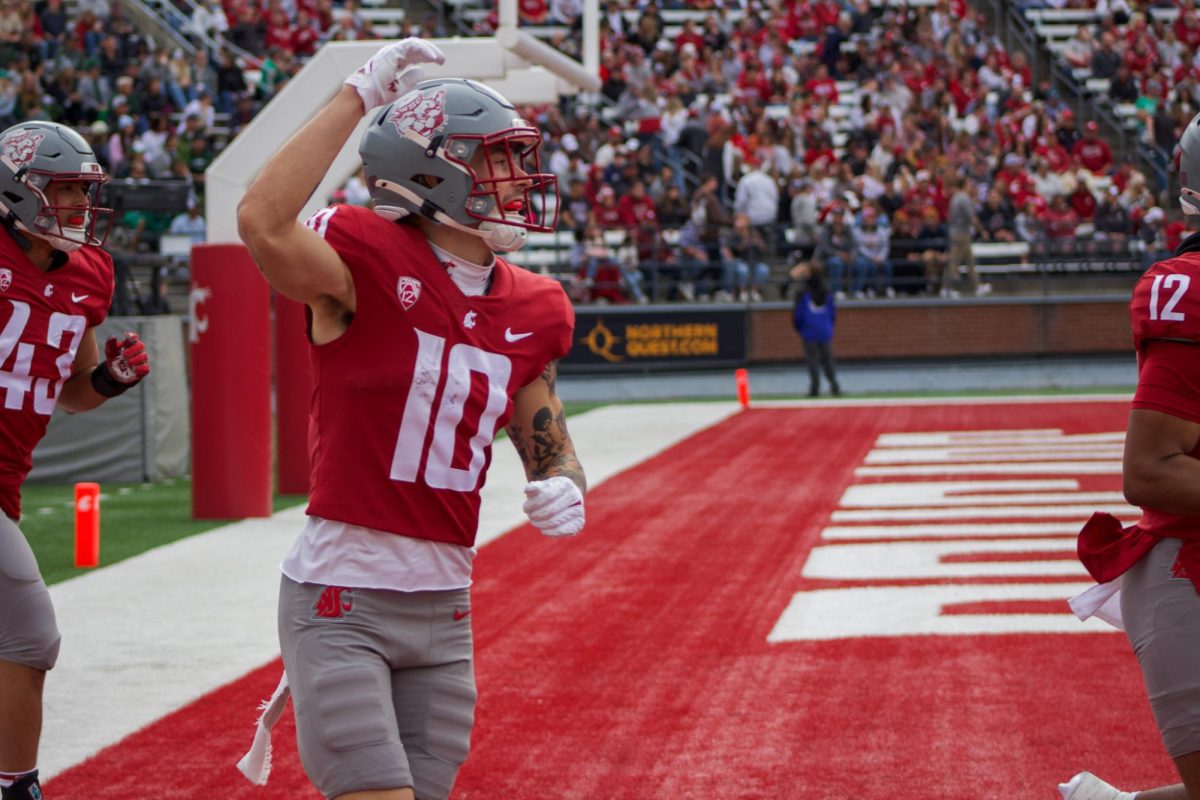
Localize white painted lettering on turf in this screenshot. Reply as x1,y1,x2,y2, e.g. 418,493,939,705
770,427,1129,642
874,430,1122,447
822,522,1085,540
839,479,1122,508
832,503,1133,522
857,461,1123,476
767,583,1110,641
802,538,1084,580
864,444,1121,464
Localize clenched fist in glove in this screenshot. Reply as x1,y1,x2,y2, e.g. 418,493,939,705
91,332,150,398
345,38,446,113
523,476,585,538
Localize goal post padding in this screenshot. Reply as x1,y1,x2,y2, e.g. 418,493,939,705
190,243,272,519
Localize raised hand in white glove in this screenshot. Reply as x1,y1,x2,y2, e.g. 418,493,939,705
344,38,446,113
523,476,585,538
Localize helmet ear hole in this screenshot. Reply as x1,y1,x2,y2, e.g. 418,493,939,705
413,174,443,189
2,191,22,205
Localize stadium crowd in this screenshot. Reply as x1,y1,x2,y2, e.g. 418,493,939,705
0,0,1193,304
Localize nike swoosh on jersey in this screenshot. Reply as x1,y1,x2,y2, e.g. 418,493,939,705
504,328,533,342
453,608,471,621
71,293,89,302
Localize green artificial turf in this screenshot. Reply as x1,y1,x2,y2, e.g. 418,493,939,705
21,479,307,586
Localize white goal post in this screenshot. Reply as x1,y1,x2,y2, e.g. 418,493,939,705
205,0,599,243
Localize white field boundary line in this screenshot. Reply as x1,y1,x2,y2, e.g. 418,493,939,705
40,401,739,779
753,393,1132,408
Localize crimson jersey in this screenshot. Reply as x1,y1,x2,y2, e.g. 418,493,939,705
1131,241,1200,354
0,230,113,519
303,205,574,547
1079,243,1200,594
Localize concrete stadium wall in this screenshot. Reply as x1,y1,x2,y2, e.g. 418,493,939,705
749,297,1133,362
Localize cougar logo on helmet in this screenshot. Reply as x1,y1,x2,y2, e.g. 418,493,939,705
388,89,446,141
3,131,45,168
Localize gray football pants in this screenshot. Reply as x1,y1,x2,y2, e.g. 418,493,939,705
278,575,476,799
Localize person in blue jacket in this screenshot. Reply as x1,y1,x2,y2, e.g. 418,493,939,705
792,262,841,397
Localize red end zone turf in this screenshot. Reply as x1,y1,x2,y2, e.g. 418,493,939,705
47,401,1178,799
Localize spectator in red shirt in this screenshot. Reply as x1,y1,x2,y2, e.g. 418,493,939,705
1073,121,1113,173
291,10,320,57
1176,8,1200,50
1043,194,1080,240
736,60,772,103
1068,172,1097,220
674,18,705,55
618,180,661,261
1032,133,1070,175
804,63,839,104
264,8,294,54
590,185,634,229
1123,36,1158,76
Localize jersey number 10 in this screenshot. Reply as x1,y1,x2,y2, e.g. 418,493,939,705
390,329,512,492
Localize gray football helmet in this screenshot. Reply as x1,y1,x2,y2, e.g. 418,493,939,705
0,121,110,252
1180,111,1200,215
359,78,558,252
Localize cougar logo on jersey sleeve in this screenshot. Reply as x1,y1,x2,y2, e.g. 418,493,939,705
388,89,446,141
1,131,44,168
397,276,422,310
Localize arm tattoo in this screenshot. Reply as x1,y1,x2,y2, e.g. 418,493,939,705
508,404,586,493
507,421,533,474
507,361,585,493
541,360,558,394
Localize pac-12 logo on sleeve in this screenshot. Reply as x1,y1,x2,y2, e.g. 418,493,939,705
397,276,422,310
0,269,12,292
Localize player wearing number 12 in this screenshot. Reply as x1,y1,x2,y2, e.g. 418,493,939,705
0,121,150,800
1059,111,1200,800
236,39,586,800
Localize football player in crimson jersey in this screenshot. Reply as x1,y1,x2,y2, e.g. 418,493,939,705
1060,113,1200,800
236,40,586,800
0,121,150,800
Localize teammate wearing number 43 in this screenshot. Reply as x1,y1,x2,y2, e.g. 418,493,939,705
237,38,586,800
0,120,150,800
1060,111,1200,800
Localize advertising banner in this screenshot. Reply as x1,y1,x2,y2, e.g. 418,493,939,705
564,308,747,371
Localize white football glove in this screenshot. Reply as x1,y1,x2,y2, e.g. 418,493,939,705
523,476,585,538
344,38,446,113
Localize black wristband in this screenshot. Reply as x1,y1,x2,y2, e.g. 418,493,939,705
90,361,133,398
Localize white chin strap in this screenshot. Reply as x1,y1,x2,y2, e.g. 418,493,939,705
15,219,86,253
1181,189,1200,216
373,179,529,253
476,215,528,252
44,227,87,253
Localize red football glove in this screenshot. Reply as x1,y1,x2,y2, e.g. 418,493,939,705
105,332,150,384
92,332,150,397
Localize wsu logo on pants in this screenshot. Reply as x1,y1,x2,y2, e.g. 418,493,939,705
312,586,354,620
